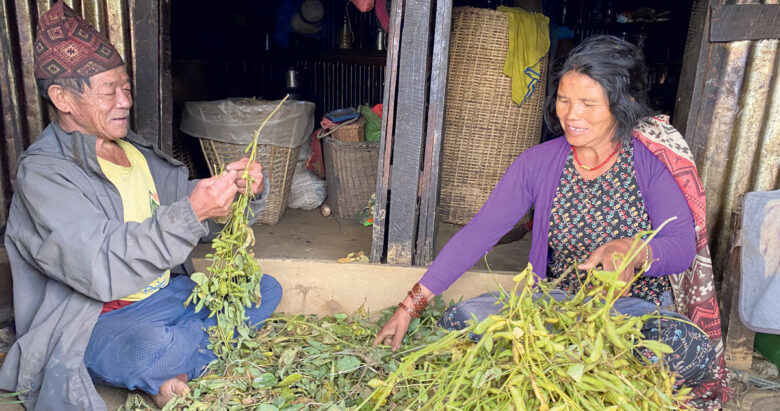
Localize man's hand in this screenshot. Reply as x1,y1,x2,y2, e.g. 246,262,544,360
189,170,239,221
227,157,264,195
577,238,651,291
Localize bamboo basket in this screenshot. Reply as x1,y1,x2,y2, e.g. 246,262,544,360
322,137,379,220
200,139,300,225
332,116,365,143
439,7,547,225
172,128,196,179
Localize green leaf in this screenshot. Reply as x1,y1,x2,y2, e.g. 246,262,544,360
593,269,619,284
254,404,279,411
641,340,674,356
566,364,584,382
334,313,347,322
334,355,361,373
190,272,207,285
277,373,303,387
252,373,278,389
483,335,494,352
279,348,300,369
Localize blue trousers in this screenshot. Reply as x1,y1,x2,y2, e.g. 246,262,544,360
438,290,715,387
84,274,282,395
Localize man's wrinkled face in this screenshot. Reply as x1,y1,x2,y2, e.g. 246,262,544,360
67,66,133,141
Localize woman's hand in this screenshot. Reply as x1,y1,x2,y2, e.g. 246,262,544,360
373,307,413,352
577,238,651,285
373,283,434,352
226,157,264,195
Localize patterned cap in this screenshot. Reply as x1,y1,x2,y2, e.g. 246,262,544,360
34,2,124,80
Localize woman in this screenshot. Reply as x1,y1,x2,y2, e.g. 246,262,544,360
374,35,726,405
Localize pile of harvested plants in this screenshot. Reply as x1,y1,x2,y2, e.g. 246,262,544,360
121,220,694,410
364,228,691,410
119,300,449,410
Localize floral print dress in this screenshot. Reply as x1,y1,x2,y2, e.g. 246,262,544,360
547,139,671,305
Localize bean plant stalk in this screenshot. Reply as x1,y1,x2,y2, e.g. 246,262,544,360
185,96,289,361
361,219,695,410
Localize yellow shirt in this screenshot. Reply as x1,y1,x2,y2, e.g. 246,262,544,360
98,140,169,301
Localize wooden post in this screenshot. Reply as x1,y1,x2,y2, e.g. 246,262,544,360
672,0,709,136
415,0,453,266
131,0,172,154
159,0,172,155
370,0,404,263
385,0,434,265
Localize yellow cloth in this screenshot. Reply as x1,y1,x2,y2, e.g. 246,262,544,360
98,140,169,301
498,6,550,106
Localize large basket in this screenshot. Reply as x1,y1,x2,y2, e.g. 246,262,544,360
200,139,300,225
439,7,547,225
322,137,379,220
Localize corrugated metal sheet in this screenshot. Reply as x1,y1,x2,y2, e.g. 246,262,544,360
682,0,780,276
0,0,134,226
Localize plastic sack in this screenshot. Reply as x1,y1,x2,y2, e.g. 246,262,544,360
739,189,780,334
350,0,374,12
289,143,326,210
359,105,381,142
180,98,315,148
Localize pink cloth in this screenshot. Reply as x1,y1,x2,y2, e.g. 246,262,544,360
375,0,389,30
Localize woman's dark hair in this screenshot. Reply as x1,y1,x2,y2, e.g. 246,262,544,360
543,35,654,142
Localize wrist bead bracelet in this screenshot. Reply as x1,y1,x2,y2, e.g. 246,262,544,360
398,302,419,318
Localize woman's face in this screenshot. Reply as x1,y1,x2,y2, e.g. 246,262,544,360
555,71,617,148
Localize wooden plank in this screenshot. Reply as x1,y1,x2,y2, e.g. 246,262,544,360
370,0,404,263
672,0,708,136
158,0,172,155
415,0,453,266
681,0,727,161
710,4,780,42
15,0,47,143
0,0,24,198
724,196,754,371
385,0,433,265
130,0,161,148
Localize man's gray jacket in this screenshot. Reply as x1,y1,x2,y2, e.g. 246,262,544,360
0,122,267,410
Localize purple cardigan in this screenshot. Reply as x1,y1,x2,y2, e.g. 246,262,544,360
420,136,696,295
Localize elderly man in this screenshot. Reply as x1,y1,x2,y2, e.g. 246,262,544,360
0,3,282,409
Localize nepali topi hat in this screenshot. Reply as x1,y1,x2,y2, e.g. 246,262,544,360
34,1,124,80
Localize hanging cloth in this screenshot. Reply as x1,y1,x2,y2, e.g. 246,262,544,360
634,115,730,410
497,6,550,106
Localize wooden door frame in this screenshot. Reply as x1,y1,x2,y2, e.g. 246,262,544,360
132,0,172,155
370,0,453,266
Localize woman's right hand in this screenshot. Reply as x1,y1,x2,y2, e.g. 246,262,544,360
373,283,434,352
373,307,413,352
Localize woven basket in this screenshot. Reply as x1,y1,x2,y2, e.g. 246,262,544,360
333,116,365,143
439,7,548,225
200,139,300,225
322,137,379,220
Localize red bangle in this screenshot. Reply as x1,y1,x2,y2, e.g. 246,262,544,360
410,283,429,313
398,302,418,318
